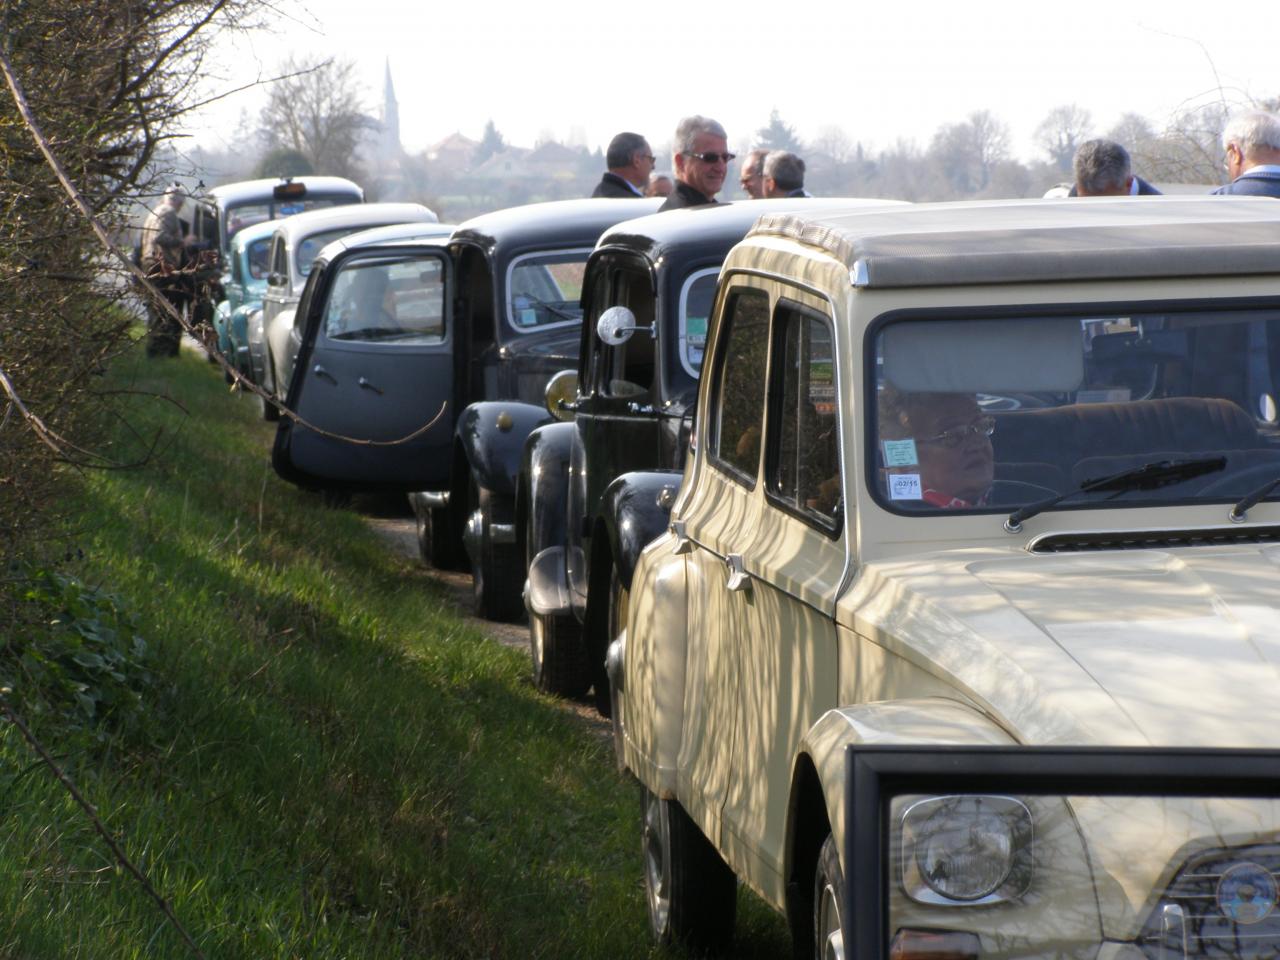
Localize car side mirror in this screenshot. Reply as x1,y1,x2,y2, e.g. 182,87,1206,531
597,305,654,346
268,271,284,287
544,369,579,422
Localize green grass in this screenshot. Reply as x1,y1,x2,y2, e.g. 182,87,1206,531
0,346,791,958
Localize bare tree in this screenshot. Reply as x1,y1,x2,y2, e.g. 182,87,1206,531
1034,104,1094,171
258,55,373,180
929,110,1010,195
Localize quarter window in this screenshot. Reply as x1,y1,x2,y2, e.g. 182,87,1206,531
767,306,841,526
709,288,771,484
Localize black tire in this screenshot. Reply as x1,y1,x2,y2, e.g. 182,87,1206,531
469,482,525,622
641,782,736,954
415,500,460,569
530,608,590,697
812,834,845,960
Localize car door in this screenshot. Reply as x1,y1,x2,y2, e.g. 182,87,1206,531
717,296,845,901
272,243,455,492
568,254,661,610
675,282,772,843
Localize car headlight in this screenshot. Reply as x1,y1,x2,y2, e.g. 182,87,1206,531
900,795,1033,905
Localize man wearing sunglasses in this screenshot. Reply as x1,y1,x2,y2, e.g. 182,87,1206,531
659,115,732,211
591,131,655,198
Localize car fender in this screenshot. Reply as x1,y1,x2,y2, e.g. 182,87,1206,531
213,300,232,355
229,302,261,376
599,469,683,590
619,530,689,793
457,401,553,498
793,699,1016,871
522,421,575,617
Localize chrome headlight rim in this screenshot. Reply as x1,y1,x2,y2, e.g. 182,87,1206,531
899,794,1034,907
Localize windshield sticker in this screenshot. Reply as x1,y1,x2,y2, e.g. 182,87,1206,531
888,473,923,500
519,307,537,327
883,438,918,467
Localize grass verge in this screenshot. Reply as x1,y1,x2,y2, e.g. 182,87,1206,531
0,346,790,959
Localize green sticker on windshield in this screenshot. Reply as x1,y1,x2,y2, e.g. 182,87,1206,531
883,438,918,467
686,316,707,336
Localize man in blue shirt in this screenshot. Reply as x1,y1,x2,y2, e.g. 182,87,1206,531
1214,110,1280,198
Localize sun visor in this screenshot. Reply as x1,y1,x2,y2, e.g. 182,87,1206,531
883,318,1084,393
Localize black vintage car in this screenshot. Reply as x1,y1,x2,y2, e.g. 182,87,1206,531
519,199,896,709
269,198,660,617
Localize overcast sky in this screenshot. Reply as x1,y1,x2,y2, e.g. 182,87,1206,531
192,0,1275,166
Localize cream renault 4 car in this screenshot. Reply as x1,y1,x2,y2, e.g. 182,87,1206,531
609,196,1280,958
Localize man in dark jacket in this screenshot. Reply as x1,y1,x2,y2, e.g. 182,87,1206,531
591,132,654,198
1070,139,1161,197
763,150,812,198
1214,110,1280,198
659,115,731,211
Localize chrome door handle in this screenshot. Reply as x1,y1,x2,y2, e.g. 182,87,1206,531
313,364,337,384
358,376,383,395
724,554,751,593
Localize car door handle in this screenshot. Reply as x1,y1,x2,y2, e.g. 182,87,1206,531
724,554,751,593
313,364,337,384
358,376,383,395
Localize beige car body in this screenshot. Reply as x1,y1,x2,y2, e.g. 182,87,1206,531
617,196,1280,953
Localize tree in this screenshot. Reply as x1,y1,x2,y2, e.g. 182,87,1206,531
0,0,270,596
756,109,802,152
254,147,314,178
475,119,505,164
258,56,373,180
1034,104,1094,171
929,110,1010,195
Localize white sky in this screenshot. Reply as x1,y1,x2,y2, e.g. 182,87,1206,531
191,0,1275,166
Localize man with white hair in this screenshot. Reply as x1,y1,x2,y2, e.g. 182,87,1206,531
659,115,732,211
1214,110,1280,198
140,182,191,358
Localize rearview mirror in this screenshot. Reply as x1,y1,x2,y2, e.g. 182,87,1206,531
597,305,654,346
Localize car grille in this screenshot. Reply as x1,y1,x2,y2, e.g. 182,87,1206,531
1139,844,1280,959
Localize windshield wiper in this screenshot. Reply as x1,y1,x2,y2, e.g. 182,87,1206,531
513,294,577,323
1229,472,1280,522
1004,456,1227,533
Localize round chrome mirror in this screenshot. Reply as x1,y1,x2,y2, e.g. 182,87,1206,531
597,305,637,346
544,369,579,422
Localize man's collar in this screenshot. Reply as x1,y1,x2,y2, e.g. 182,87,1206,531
1240,164,1280,179
674,180,713,204
606,171,644,196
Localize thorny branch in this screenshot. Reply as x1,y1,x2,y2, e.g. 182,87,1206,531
0,43,446,464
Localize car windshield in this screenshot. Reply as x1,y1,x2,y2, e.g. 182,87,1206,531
245,239,270,281
295,227,370,280
224,196,355,244
870,309,1280,515
679,269,718,377
323,254,445,345
507,250,589,332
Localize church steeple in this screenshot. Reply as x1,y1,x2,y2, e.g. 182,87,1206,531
381,58,401,154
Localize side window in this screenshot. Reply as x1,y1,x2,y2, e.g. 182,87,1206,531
324,255,446,344
602,266,655,398
270,238,288,283
708,288,770,484
766,305,841,528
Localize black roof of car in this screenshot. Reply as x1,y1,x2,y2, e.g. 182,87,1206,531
596,198,901,266
450,198,664,257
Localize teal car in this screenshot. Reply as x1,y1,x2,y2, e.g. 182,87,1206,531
213,220,276,381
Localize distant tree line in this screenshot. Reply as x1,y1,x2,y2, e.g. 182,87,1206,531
190,56,1271,220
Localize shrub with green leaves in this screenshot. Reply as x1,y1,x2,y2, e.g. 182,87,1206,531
2,565,152,736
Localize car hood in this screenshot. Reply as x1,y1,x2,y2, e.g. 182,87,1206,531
848,544,1280,747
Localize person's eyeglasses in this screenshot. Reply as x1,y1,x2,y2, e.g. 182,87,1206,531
740,171,761,185
921,416,996,448
685,151,736,164
642,154,656,163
